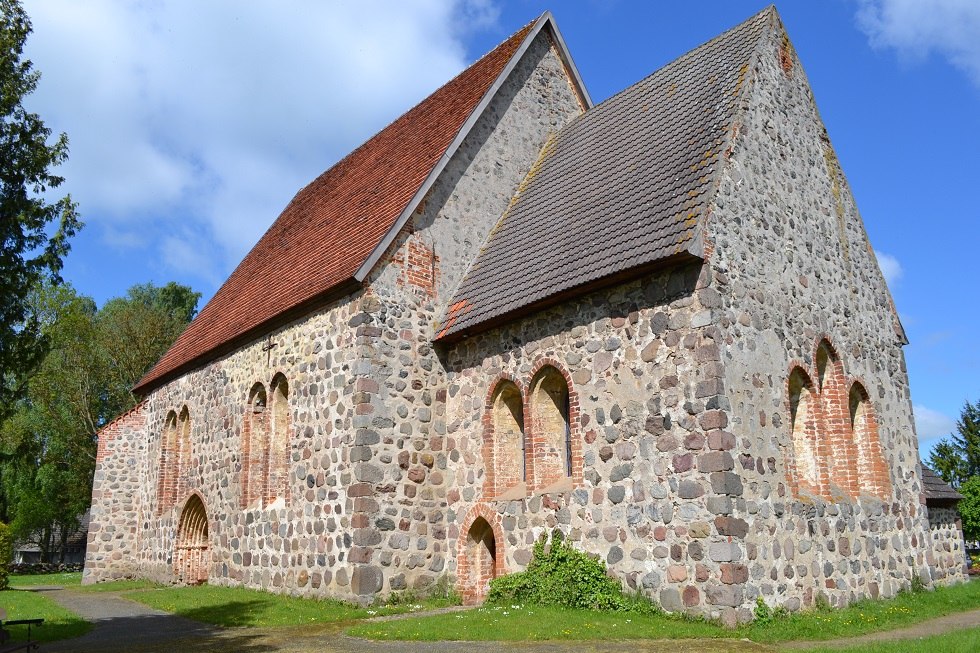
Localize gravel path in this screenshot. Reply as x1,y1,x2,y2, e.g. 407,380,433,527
35,587,217,653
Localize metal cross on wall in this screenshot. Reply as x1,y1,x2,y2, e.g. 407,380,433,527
261,336,278,365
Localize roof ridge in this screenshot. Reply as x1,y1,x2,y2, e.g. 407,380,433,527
591,5,775,114
133,16,547,395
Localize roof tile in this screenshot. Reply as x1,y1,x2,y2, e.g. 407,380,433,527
135,20,536,394
437,9,771,340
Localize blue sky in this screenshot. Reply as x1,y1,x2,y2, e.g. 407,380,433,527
21,1,980,460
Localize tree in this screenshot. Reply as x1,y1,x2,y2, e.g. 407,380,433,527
0,281,198,559
958,476,980,542
927,399,980,487
0,0,81,425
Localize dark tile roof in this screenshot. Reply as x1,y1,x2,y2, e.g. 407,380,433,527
436,8,773,340
921,466,964,503
134,20,538,395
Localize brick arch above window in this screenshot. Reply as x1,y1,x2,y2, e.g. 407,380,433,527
783,337,892,502
242,382,269,509
848,381,891,499
786,366,822,497
483,376,526,500
527,359,582,492
267,373,291,506
157,410,180,514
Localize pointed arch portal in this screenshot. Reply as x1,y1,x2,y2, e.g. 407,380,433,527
175,493,209,584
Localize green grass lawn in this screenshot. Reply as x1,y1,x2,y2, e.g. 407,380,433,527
0,589,91,644
802,626,980,653
743,580,980,643
349,580,980,643
126,584,456,628
7,571,82,587
9,571,160,593
348,603,729,641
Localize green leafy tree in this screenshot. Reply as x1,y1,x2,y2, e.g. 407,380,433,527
0,0,81,425
0,281,198,558
958,476,980,542
928,400,980,487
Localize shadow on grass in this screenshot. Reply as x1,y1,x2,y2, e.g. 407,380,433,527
3,618,91,645
174,599,280,628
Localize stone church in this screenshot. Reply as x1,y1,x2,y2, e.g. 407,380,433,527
84,7,966,623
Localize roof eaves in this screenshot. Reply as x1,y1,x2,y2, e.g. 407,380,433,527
353,13,591,283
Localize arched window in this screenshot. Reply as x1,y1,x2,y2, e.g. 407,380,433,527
487,380,525,498
788,367,820,494
157,411,179,513
529,366,572,490
242,383,269,508
267,374,290,505
177,406,191,499
849,383,890,499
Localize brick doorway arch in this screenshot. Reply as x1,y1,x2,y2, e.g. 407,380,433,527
460,516,499,604
175,493,209,584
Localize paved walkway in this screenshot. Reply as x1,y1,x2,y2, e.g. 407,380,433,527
20,586,980,653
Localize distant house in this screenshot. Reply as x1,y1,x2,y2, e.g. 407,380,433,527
14,511,90,565
921,466,968,574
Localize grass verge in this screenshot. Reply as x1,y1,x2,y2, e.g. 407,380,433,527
348,604,729,641
350,579,980,643
8,571,82,587
803,625,980,653
9,571,159,593
127,584,456,628
0,589,91,643
742,580,980,643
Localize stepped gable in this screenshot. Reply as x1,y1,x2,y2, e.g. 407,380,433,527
134,19,539,395
437,7,773,340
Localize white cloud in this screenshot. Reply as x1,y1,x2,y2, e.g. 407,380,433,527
856,0,980,87
874,250,903,285
22,0,497,286
914,404,956,446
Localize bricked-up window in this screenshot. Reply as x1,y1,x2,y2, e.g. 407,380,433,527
489,381,525,496
816,340,854,494
242,383,269,508
849,382,891,499
266,374,290,505
529,366,570,489
156,410,179,513
788,367,819,494
176,406,191,499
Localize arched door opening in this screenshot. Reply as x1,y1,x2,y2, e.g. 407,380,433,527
175,494,209,584
464,517,497,604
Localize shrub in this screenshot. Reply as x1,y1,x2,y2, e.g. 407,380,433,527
0,522,12,590
487,529,655,613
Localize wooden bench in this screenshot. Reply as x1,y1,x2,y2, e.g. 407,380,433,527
0,607,43,652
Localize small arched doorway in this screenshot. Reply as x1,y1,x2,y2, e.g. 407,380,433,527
464,517,497,604
175,493,209,584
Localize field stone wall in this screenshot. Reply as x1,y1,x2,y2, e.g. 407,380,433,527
699,18,963,619
83,30,583,601
83,404,146,583
926,505,967,581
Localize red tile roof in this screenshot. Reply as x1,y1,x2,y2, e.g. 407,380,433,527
134,20,536,395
